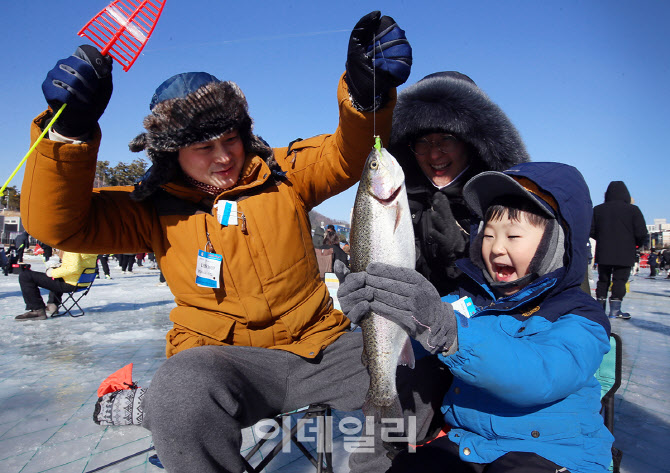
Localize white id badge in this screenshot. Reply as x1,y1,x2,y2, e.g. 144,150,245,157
195,250,223,288
215,201,238,226
452,296,476,318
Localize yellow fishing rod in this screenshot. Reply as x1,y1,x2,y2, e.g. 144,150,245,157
0,0,166,198
0,104,66,197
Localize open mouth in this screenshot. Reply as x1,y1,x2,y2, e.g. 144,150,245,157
492,263,516,281
374,185,402,205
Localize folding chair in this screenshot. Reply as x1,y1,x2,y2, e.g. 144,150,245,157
595,332,623,473
60,267,97,317
242,404,333,473
132,404,333,472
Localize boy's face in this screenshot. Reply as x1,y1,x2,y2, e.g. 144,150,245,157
481,212,545,296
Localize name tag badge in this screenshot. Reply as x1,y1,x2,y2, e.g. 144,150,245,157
452,296,476,318
215,201,238,226
195,250,223,288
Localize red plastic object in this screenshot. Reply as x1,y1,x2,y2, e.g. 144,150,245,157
97,363,136,397
78,0,166,71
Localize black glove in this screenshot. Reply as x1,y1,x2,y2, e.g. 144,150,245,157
366,262,458,355
345,11,412,111
42,44,113,137
428,193,468,262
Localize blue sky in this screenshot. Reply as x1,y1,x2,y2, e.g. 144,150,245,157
2,0,668,224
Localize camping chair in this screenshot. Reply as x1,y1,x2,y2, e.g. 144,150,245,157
242,404,333,473
143,404,333,472
595,332,623,473
59,267,97,317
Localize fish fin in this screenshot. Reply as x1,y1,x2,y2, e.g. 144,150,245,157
363,395,404,425
398,337,415,369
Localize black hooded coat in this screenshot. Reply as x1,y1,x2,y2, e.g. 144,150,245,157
590,181,647,267
388,72,529,295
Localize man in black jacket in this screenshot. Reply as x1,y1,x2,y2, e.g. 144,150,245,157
14,231,30,263
591,181,647,318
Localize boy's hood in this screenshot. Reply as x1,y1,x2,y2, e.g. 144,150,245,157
473,162,593,295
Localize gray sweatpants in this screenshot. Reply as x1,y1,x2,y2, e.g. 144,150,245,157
143,331,450,473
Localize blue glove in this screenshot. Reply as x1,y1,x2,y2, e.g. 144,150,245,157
345,11,412,111
42,45,113,137
339,263,459,355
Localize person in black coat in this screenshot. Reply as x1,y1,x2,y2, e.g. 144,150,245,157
590,181,647,318
321,227,350,283
647,249,660,278
388,72,530,296
14,231,30,263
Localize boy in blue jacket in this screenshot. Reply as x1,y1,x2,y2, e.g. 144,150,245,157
339,162,613,472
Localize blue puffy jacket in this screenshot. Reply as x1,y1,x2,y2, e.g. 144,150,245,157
438,163,614,472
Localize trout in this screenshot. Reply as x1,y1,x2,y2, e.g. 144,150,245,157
350,142,415,420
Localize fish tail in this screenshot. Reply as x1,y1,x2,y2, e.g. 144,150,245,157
363,395,404,425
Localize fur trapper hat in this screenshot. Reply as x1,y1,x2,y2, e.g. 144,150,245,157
129,72,274,200
388,71,530,185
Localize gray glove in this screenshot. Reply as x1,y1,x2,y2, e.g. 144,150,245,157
338,263,459,355
338,271,373,324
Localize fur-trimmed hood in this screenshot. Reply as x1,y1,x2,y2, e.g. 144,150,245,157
388,71,530,187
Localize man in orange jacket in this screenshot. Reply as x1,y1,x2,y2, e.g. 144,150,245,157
22,11,437,473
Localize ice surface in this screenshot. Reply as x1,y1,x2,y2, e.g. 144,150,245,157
1,256,668,472
0,256,359,472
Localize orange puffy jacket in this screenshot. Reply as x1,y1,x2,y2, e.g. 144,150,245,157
21,74,394,358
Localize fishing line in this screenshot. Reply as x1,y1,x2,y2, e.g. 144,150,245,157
372,27,388,150
373,33,377,140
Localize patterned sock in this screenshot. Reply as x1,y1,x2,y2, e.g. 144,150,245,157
94,388,147,425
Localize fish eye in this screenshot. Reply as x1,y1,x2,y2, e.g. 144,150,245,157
370,160,378,169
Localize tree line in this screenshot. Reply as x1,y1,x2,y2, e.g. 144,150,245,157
1,158,149,211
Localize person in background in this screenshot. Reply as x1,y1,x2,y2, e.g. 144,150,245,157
119,253,135,274
4,244,18,275
15,251,98,321
590,181,647,319
22,11,421,472
339,162,613,473
388,72,530,296
38,240,53,262
321,226,349,283
647,248,660,279
96,254,112,279
311,225,325,249
0,246,8,276
147,252,158,270
15,231,30,263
